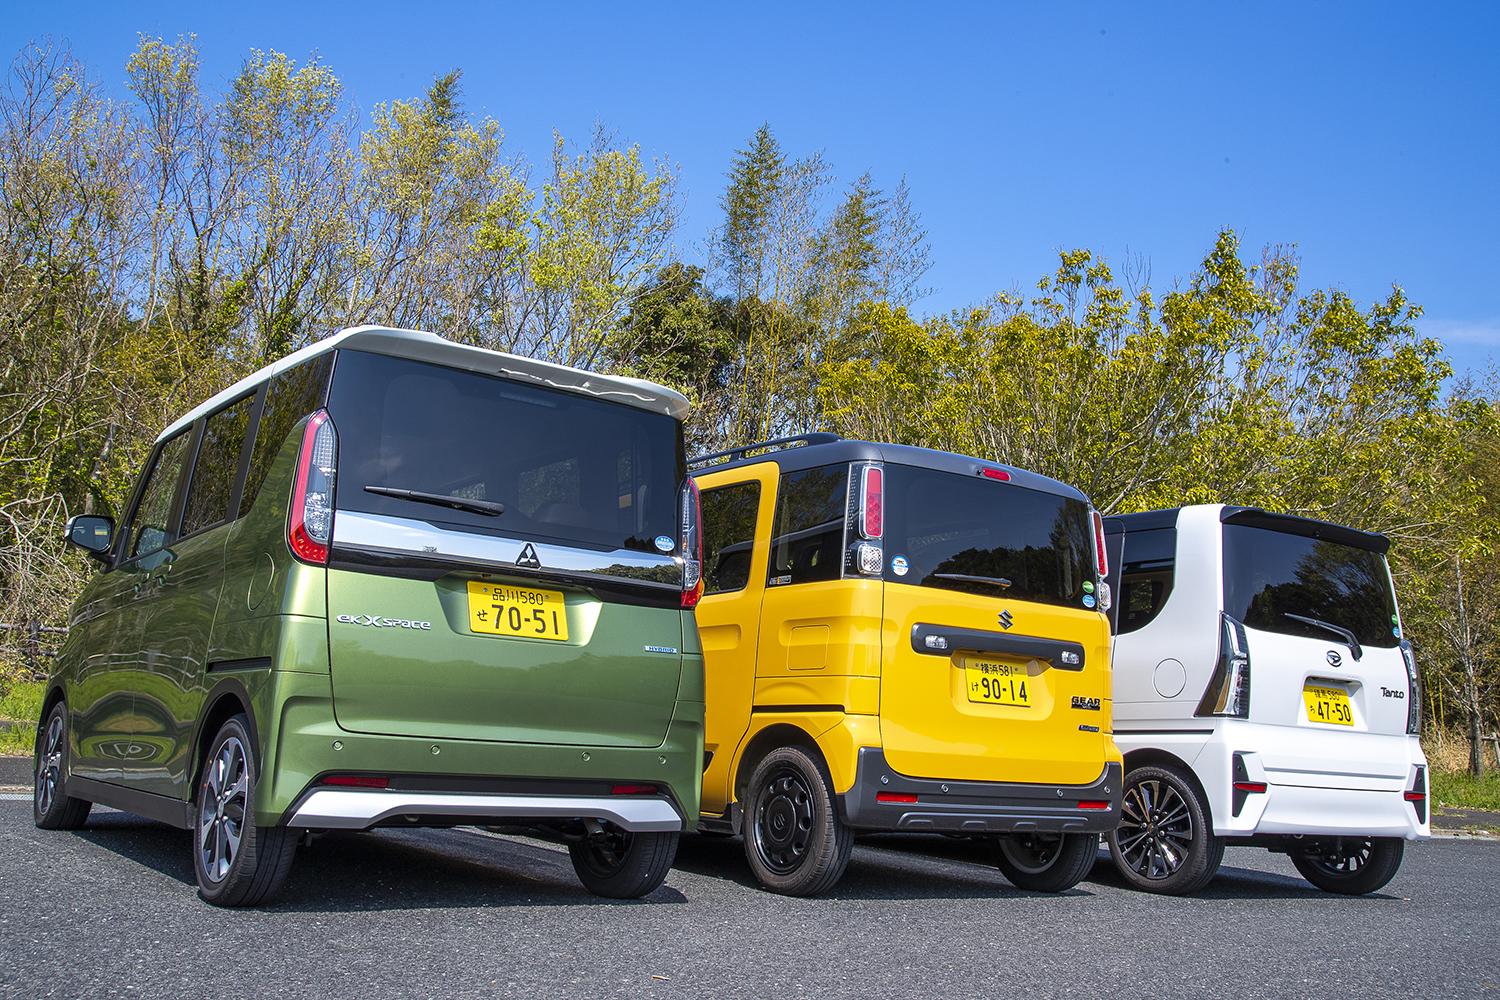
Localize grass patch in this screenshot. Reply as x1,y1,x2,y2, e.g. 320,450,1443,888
0,679,44,756
1431,769,1500,813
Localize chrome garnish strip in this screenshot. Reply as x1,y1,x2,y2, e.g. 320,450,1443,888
331,510,681,589
287,790,683,832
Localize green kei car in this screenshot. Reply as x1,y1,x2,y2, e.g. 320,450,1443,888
35,326,706,905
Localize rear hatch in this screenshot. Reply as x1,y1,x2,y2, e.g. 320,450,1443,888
1220,512,1415,784
878,463,1111,784
324,350,686,748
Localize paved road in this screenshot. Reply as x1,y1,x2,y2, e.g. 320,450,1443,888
1,798,1495,999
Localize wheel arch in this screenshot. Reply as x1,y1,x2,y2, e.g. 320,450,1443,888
732,722,828,805
1122,746,1216,828
187,680,262,804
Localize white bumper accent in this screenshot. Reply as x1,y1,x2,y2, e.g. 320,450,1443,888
287,790,683,832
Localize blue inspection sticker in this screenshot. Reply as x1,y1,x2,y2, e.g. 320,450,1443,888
654,535,675,553
1082,593,1097,609
891,556,910,577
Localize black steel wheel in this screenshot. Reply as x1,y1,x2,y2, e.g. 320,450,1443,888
741,745,852,896
995,832,1098,892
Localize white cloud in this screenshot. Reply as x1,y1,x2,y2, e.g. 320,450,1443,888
1420,317,1500,347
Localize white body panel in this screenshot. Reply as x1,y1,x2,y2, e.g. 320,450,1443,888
1109,504,1429,841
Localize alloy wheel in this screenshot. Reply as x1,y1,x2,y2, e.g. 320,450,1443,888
1116,778,1194,880
751,765,815,875
198,735,249,884
35,713,64,816
1302,839,1374,877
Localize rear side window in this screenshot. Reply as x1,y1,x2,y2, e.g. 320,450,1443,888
327,351,682,553
1223,524,1399,648
701,481,760,594
882,465,1092,609
123,431,192,560
768,465,848,587
1115,527,1176,634
180,394,254,537
239,355,333,516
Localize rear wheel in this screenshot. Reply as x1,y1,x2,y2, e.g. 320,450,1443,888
1291,837,1404,895
193,715,297,907
33,703,91,830
1107,764,1223,895
742,745,854,896
995,832,1097,892
568,826,678,899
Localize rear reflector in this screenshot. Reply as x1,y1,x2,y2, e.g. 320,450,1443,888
1077,800,1111,810
611,783,658,795
980,467,1010,482
876,792,918,804
322,775,390,789
1233,781,1268,794
1403,791,1426,802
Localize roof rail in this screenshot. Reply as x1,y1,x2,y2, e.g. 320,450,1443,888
688,433,842,470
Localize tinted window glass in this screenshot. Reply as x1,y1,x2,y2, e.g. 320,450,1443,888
240,354,333,516
1223,524,1399,648
1116,527,1176,634
181,394,254,536
328,351,682,552
883,465,1092,609
702,481,761,595
124,431,191,560
767,465,847,587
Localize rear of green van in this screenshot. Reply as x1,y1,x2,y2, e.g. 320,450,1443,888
265,342,704,860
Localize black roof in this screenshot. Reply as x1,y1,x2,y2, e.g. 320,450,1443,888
1103,505,1389,553
688,434,1089,503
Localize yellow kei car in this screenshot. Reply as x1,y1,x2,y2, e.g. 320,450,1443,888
691,434,1123,895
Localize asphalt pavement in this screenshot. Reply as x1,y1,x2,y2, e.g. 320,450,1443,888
1,797,1496,999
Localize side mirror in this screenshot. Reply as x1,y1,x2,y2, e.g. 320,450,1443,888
66,514,115,561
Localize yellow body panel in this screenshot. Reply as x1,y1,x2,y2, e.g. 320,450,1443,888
694,459,1121,821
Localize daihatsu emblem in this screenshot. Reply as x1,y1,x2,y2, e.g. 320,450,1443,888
1326,650,1343,667
998,609,1014,630
516,543,541,570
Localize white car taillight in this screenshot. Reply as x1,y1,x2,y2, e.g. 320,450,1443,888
680,479,703,609
1197,613,1251,718
1400,640,1421,735
288,409,337,564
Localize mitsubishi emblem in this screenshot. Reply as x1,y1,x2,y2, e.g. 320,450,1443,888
516,543,541,570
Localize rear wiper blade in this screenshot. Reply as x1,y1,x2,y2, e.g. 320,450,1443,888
363,485,505,517
930,573,1012,590
1283,613,1362,661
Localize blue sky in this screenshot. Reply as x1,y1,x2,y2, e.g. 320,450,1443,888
7,1,1498,377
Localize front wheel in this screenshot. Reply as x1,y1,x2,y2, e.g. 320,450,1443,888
193,715,297,907
1106,764,1223,895
995,832,1098,892
1291,838,1404,895
568,826,678,899
742,745,854,896
34,703,91,830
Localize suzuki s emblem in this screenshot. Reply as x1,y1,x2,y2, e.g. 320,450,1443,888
1326,650,1343,667
516,543,541,570
998,609,1014,630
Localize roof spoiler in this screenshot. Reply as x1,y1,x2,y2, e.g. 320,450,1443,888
1220,506,1390,554
688,433,841,471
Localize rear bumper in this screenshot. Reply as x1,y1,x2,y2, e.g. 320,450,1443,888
839,747,1122,834
287,789,682,832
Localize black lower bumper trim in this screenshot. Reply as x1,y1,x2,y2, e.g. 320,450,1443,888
838,747,1122,834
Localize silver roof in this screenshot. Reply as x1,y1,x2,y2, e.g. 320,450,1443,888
156,326,691,442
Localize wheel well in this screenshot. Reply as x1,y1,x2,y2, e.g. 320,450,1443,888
732,723,826,803
41,683,65,723
1122,746,1215,827
190,693,250,800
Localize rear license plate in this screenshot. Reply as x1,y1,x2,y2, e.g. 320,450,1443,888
965,658,1032,707
467,582,569,641
1303,684,1353,726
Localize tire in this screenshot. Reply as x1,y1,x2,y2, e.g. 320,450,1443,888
193,715,297,907
995,832,1098,892
1291,837,1404,895
33,703,91,831
568,827,679,899
1107,764,1223,895
741,745,854,896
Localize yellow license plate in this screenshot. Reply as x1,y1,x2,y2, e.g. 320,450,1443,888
467,582,569,641
965,658,1032,707
1303,684,1353,726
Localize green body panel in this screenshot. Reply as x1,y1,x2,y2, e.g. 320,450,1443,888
57,563,140,781
326,568,684,747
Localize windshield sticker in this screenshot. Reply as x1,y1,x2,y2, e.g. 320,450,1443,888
653,534,674,553
891,555,909,577
1082,593,1097,609
1082,580,1095,594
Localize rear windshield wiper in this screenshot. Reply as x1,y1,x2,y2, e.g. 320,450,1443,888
930,573,1012,590
363,485,505,518
1283,613,1362,661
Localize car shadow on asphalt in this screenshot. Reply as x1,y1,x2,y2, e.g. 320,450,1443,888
72,809,688,910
